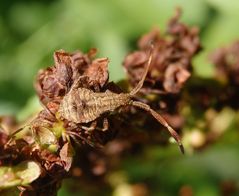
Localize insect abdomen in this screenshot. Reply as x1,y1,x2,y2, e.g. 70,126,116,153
59,88,130,123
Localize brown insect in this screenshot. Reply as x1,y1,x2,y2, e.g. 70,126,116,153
58,46,184,153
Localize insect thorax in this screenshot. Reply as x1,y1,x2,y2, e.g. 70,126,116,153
58,88,130,123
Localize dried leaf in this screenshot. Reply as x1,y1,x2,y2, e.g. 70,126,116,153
84,58,109,88
163,64,191,93
59,142,74,171
54,50,73,87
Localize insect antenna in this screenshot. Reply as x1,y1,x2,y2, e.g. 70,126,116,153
127,44,184,153
131,101,184,154
5,126,29,146
129,44,154,96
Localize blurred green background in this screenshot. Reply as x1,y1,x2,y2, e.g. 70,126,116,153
1,0,239,195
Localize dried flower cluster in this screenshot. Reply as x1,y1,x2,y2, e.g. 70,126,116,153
0,49,117,195
0,10,203,195
35,49,109,109
210,41,239,85
203,40,239,109
123,9,201,95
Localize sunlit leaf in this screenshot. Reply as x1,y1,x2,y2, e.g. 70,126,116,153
0,161,41,189
35,126,57,147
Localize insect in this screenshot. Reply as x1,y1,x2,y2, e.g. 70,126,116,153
58,46,184,153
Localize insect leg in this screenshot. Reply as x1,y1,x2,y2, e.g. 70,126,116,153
131,101,184,154
41,103,56,120
102,118,109,132
5,125,32,146
67,130,95,147
80,121,97,134
94,118,109,132
69,134,81,146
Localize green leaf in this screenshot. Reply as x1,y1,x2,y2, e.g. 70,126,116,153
35,126,57,147
0,161,41,189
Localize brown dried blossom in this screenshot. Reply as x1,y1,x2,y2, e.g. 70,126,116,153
33,48,114,147
35,49,109,108
0,49,115,190
210,41,239,85
123,9,201,94
201,41,239,110
0,122,73,194
0,43,182,194
0,10,204,195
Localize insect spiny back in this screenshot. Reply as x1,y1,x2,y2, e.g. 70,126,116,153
59,88,130,124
